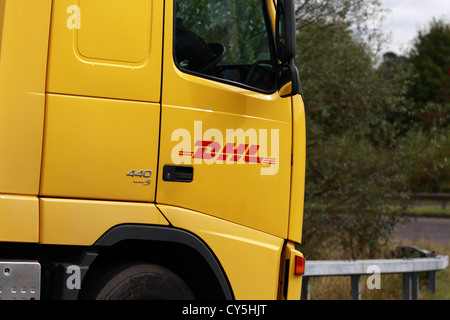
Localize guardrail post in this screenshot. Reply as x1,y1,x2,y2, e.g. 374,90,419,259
403,273,420,300
427,271,437,293
411,273,419,300
301,277,310,300
402,273,411,300
351,275,361,300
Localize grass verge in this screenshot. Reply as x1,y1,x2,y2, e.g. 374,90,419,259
405,206,450,217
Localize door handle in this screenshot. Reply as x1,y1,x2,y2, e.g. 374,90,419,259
163,165,194,183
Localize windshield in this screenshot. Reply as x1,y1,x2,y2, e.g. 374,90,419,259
174,0,276,92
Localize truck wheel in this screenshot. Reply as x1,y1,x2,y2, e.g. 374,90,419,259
82,263,195,300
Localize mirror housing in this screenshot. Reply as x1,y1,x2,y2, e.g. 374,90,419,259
276,0,296,63
279,63,302,98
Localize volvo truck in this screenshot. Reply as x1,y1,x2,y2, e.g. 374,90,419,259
0,0,306,300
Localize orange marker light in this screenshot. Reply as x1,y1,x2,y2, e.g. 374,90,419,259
295,256,305,275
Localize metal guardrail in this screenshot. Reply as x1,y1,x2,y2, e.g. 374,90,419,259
411,192,450,209
301,247,449,300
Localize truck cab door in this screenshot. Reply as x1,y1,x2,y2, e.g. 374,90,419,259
157,0,292,238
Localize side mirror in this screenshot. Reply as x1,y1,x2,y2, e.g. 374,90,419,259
276,0,296,63
279,63,302,98
276,0,301,97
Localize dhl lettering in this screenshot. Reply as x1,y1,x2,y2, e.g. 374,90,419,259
189,141,270,164
171,121,279,175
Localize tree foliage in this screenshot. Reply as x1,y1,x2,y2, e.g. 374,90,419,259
408,19,450,109
403,18,450,192
294,0,415,259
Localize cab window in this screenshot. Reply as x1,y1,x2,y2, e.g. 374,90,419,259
174,0,276,93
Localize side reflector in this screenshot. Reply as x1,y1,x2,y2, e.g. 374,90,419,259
295,255,305,275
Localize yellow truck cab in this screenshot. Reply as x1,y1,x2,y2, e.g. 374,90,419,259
0,0,306,300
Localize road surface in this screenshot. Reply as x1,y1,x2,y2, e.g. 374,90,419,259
394,217,450,245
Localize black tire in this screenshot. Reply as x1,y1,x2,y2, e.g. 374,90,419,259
82,263,195,300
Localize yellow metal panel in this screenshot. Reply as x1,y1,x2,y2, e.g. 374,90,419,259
0,195,39,243
288,95,306,242
41,94,160,202
0,0,52,194
40,198,168,246
158,205,284,300
47,0,163,102
158,0,292,239
77,0,151,63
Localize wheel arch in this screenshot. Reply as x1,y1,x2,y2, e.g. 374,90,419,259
78,224,234,300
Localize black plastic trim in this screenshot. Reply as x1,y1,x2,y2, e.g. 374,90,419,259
93,224,234,299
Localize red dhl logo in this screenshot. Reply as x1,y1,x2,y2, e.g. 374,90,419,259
179,140,277,165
